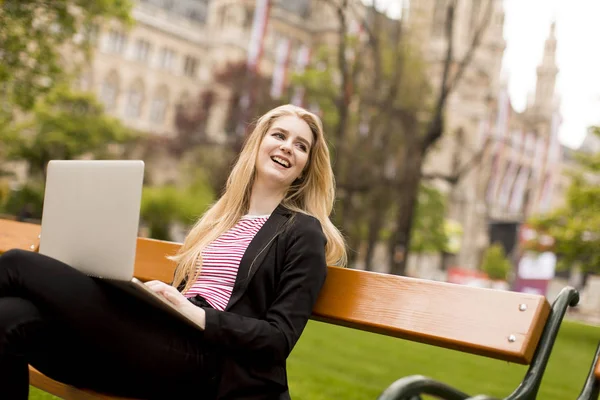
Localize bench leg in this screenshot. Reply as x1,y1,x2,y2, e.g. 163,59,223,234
576,343,600,400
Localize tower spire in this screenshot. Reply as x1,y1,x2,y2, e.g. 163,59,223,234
532,22,558,115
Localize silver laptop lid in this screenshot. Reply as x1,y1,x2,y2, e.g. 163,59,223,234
38,160,144,280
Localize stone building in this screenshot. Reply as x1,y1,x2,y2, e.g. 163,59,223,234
3,0,570,276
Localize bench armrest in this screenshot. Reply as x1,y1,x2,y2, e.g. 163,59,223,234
377,375,471,400
505,286,579,400
576,342,600,400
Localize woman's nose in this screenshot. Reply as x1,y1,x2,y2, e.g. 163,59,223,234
280,142,292,154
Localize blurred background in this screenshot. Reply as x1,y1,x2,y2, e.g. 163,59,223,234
0,0,598,321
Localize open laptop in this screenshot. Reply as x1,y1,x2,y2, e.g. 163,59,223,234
38,160,203,330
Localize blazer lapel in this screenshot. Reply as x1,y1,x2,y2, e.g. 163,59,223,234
225,205,291,311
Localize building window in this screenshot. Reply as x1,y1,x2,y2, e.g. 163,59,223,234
101,72,119,111
124,82,144,119
106,29,127,53
158,47,176,71
149,97,167,124
183,56,198,78
133,39,152,63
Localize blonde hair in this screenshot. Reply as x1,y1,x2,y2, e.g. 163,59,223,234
171,104,347,292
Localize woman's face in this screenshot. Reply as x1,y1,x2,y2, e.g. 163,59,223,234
255,115,314,192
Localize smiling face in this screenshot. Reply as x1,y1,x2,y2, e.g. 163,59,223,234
255,115,314,192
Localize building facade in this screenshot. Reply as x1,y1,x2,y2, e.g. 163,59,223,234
3,0,571,275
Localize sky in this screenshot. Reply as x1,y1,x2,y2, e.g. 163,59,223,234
363,0,600,149
503,0,599,148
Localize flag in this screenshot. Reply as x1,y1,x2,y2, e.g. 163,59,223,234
247,0,271,72
536,110,562,213
290,44,311,106
486,87,511,203
538,172,554,213
270,37,291,99
498,160,519,208
509,167,530,213
532,135,546,178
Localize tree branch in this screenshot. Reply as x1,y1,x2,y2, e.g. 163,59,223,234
420,0,456,151
446,0,495,94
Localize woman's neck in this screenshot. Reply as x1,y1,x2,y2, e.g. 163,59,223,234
248,180,286,216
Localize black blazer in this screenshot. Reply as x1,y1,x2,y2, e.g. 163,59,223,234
197,205,328,400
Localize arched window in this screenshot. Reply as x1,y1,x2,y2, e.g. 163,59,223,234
124,78,145,119
149,85,169,124
100,70,119,111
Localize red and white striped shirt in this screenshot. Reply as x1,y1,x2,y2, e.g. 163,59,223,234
184,215,269,311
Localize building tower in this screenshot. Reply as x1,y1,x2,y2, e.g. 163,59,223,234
531,22,559,117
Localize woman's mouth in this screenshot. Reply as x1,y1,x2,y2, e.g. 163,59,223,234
271,156,291,168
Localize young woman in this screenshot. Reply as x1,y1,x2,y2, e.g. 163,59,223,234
0,104,347,400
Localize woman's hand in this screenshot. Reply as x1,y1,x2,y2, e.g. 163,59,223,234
145,280,206,329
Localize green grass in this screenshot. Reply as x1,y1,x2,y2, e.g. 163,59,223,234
30,320,599,399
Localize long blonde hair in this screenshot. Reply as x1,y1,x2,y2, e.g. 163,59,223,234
170,104,347,292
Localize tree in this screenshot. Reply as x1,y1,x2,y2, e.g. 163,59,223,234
296,0,494,273
409,184,449,255
0,0,132,114
141,60,280,196
527,127,600,274
0,85,137,181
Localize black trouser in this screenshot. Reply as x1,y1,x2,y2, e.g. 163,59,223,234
0,249,218,399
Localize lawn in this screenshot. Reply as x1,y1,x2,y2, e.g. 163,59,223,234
30,319,599,399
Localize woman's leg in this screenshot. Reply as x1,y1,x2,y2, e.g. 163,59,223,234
0,249,218,399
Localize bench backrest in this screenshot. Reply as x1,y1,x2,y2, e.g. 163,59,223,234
130,237,550,365
0,219,41,252
0,220,551,365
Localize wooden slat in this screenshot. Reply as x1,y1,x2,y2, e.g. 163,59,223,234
595,355,600,379
29,366,134,400
133,238,179,283
0,219,41,253
312,267,551,364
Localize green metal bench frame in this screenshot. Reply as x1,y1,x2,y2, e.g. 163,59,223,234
576,343,600,400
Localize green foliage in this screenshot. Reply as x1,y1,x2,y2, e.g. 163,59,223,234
528,127,600,274
140,176,214,241
410,184,449,253
0,0,132,113
480,243,512,281
0,85,137,180
0,183,45,220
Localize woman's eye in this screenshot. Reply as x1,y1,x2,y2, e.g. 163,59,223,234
273,132,285,139
297,143,307,152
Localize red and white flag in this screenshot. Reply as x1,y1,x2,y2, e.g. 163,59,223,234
509,166,530,213
486,87,511,203
270,37,291,99
498,159,519,208
538,172,554,214
290,44,311,106
247,0,271,72
532,135,547,178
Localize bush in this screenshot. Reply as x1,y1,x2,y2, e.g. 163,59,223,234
140,181,214,241
480,243,512,281
2,183,45,221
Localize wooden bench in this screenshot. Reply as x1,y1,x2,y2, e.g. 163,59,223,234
0,219,581,399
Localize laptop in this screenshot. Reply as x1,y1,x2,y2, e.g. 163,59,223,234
38,160,204,330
